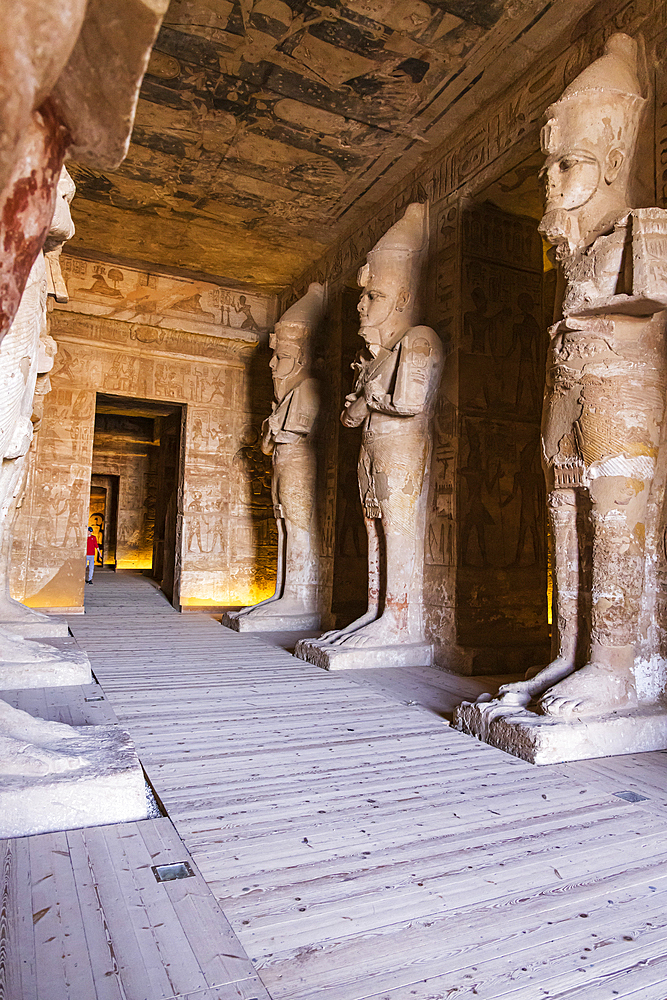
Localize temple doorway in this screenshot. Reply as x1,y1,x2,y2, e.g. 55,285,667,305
89,394,184,603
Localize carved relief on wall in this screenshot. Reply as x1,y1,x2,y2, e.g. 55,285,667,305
426,395,457,569
230,422,277,598
58,256,275,339
184,481,227,566
459,262,544,417
451,202,548,656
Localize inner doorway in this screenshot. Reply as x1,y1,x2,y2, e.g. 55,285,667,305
88,474,119,569
90,394,184,605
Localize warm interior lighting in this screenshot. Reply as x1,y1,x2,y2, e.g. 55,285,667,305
546,525,553,626
181,583,275,608
116,553,154,570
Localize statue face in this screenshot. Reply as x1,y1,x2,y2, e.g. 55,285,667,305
45,168,76,251
538,105,631,250
270,347,300,381
357,275,410,353
540,149,601,214
270,327,305,401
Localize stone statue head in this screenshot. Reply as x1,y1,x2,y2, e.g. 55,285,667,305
45,167,76,253
538,33,644,253
270,282,325,402
357,202,427,354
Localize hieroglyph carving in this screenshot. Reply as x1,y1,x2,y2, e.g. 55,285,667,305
456,34,667,763
223,283,332,631
297,204,443,669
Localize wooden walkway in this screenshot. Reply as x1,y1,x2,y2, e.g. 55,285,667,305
57,571,667,1000
6,570,667,999
1,817,269,1000
1,620,269,1000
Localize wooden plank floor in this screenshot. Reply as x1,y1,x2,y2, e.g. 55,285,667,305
64,571,667,1000
1,816,269,1000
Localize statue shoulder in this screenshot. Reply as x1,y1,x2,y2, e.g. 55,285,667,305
393,326,443,410
285,377,319,434
291,377,319,407
402,325,443,357
399,325,443,365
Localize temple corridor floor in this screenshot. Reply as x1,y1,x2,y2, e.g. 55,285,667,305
7,570,667,999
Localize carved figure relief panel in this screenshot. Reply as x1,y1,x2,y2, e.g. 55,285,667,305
457,203,548,657
59,255,275,339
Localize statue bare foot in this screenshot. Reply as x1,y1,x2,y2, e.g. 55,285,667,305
492,656,577,708
0,630,81,664
0,597,53,623
333,611,417,648
0,700,80,742
238,595,314,620
0,735,88,776
539,657,638,718
233,594,279,617
311,609,378,646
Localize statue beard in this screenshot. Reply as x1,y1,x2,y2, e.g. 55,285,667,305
359,325,383,358
273,367,304,403
538,209,581,257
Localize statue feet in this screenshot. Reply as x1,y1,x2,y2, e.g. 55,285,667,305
310,609,378,646
330,611,418,649
223,594,330,632
0,627,91,688
0,596,51,622
295,608,432,669
0,631,74,662
0,699,80,741
0,735,88,776
0,597,69,637
238,595,314,620
0,700,89,776
490,655,577,708
539,649,638,719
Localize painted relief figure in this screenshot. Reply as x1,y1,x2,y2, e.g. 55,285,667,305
457,34,667,761
223,283,331,631
297,203,443,669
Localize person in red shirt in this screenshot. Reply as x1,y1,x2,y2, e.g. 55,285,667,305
86,527,99,584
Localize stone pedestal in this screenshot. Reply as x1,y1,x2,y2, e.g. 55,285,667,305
0,634,91,690
222,609,334,632
0,725,148,837
0,613,69,638
454,699,667,764
295,638,433,671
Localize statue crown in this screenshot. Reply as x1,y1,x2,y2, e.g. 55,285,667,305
368,203,428,262
277,282,326,330
542,33,645,160
271,282,325,354
559,33,642,102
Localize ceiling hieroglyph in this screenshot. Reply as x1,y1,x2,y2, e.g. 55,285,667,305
65,0,598,292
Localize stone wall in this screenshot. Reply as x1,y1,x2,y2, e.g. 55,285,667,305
11,257,277,613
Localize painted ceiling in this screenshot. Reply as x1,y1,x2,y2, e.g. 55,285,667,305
65,0,591,293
